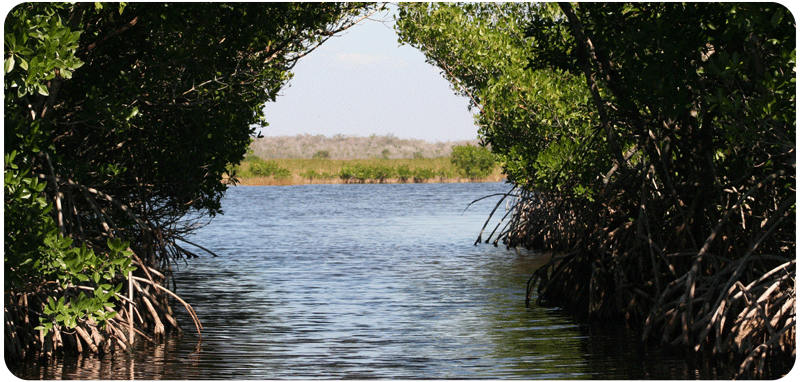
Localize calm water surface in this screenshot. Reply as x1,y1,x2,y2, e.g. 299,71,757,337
11,183,733,379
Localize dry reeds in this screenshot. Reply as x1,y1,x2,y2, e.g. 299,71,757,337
229,156,505,186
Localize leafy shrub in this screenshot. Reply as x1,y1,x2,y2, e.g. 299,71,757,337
246,156,291,178
437,168,455,179
338,163,397,182
5,152,135,334
272,168,291,179
312,150,330,159
412,167,436,182
338,165,357,182
396,164,413,181
249,160,276,176
300,169,333,180
450,144,495,180
371,164,395,182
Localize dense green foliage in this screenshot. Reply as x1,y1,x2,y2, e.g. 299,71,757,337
337,162,447,183
4,2,138,336
450,144,495,180
397,3,795,377
238,156,292,179
5,2,378,357
396,3,599,194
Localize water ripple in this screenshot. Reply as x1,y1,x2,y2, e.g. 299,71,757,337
11,183,734,379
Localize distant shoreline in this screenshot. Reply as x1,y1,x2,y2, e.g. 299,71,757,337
228,174,506,186
225,155,505,186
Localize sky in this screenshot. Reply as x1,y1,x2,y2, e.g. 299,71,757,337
258,6,480,143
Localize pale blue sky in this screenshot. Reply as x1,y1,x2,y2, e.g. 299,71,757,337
258,6,480,143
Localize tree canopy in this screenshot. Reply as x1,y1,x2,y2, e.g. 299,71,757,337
5,2,381,358
396,2,602,195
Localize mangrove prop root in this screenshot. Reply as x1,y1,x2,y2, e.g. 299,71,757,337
5,174,206,360
482,158,795,378
4,278,179,360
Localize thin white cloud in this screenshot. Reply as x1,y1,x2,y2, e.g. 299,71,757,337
334,52,409,69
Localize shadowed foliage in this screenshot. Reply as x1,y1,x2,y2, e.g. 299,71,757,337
397,2,795,378
5,2,381,359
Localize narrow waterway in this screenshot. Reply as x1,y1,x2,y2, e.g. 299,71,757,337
10,183,734,379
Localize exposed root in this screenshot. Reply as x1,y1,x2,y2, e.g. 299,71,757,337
4,269,191,361
483,160,795,378
5,173,204,361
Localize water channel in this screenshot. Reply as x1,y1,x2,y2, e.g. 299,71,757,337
10,182,734,379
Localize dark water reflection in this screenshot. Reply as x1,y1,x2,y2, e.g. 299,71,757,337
9,183,734,379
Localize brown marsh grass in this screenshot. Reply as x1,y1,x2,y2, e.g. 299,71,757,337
228,157,505,186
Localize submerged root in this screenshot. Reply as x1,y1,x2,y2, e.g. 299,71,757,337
486,162,795,378
6,170,208,361
4,247,202,361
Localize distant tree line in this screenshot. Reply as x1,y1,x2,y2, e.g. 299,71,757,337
232,144,498,184
249,133,480,159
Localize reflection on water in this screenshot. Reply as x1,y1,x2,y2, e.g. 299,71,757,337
8,183,734,379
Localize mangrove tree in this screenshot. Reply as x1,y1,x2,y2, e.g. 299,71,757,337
396,2,795,378
5,1,381,360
